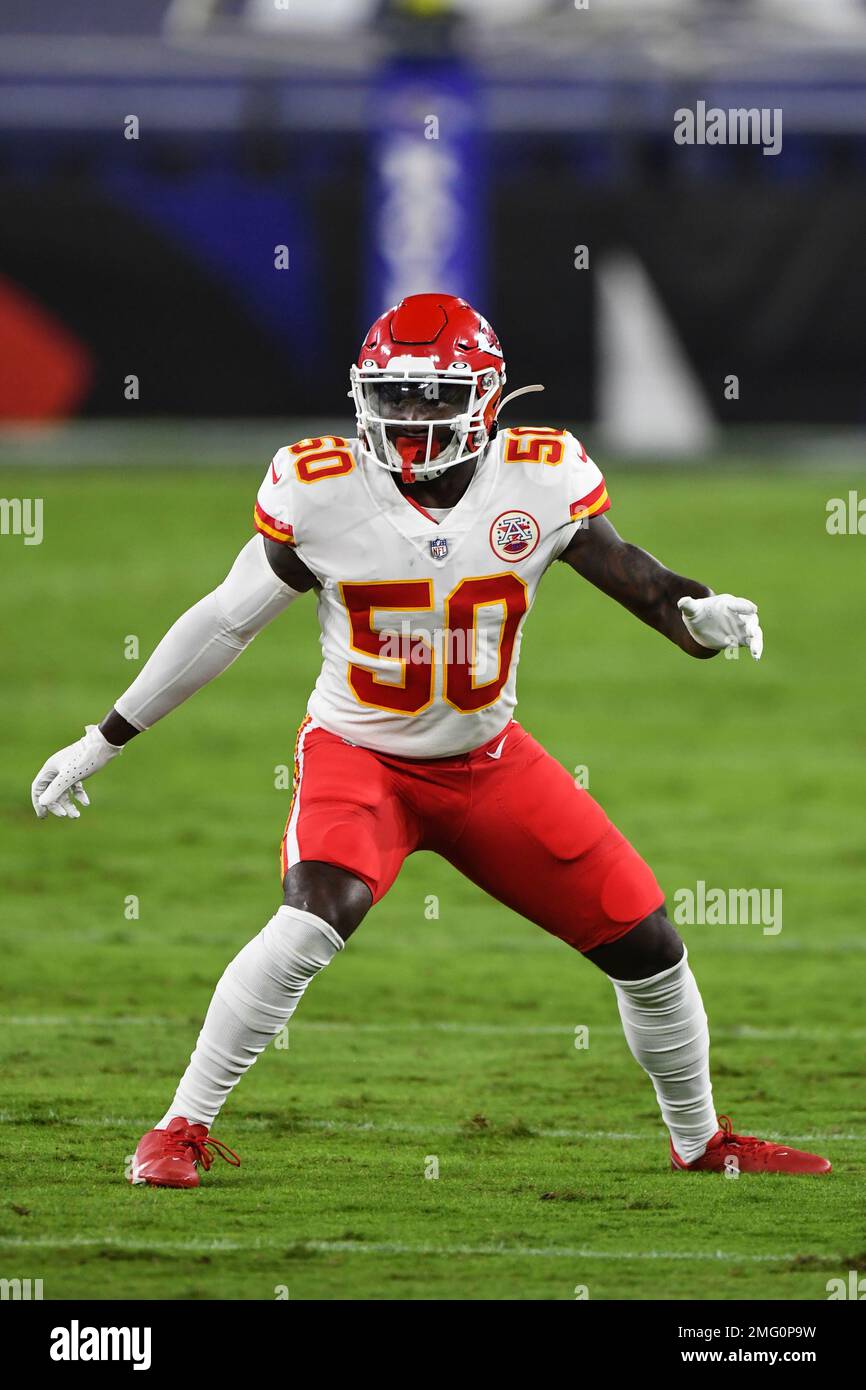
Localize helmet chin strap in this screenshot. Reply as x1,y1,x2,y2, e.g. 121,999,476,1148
496,383,545,415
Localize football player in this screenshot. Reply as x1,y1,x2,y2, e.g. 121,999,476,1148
32,294,829,1186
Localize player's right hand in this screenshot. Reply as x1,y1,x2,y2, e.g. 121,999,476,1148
677,594,764,660
31,725,123,820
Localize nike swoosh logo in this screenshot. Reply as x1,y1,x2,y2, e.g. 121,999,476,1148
271,461,282,485
486,735,508,760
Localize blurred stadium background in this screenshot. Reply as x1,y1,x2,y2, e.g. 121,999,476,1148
1,0,866,459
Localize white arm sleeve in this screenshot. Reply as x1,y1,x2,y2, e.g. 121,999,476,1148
115,535,300,731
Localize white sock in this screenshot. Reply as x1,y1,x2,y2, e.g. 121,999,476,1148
156,904,343,1130
609,948,718,1164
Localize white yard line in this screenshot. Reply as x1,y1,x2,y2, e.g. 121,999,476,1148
3,1016,863,1041
0,1233,815,1263
0,1111,860,1142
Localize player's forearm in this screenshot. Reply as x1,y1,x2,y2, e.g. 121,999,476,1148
565,524,717,658
617,547,718,657
110,590,253,733
105,536,300,738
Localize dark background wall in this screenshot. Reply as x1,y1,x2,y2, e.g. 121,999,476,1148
2,2,866,427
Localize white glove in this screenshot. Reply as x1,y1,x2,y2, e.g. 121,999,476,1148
677,594,764,660
31,724,123,820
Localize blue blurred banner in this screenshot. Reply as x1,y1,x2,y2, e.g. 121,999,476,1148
364,60,485,330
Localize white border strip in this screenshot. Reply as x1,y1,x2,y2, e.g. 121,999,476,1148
284,716,314,871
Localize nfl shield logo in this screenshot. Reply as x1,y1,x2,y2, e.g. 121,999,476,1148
430,536,449,559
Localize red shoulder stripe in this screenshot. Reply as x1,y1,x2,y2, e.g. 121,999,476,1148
254,501,295,545
570,478,610,521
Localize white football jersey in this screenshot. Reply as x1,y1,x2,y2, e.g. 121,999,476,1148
254,428,610,757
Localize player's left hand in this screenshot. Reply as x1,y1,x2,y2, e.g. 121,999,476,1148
677,594,764,660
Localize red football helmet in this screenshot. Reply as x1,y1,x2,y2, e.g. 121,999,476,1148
350,293,507,482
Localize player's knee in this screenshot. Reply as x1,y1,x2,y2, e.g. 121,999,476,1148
585,906,684,980
282,860,372,942
633,907,685,972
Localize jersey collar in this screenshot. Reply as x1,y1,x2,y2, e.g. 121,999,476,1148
359,443,499,564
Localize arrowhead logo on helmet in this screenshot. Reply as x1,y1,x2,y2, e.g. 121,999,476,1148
350,293,509,483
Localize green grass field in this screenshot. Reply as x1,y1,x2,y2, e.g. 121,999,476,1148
1,458,864,1301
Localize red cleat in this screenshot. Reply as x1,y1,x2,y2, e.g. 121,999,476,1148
671,1114,831,1175
129,1116,241,1189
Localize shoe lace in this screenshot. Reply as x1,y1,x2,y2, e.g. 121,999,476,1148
166,1127,241,1172
717,1114,767,1152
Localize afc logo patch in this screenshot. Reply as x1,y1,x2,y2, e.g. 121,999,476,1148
489,509,540,562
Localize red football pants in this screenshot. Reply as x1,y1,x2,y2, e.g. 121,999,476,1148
279,717,664,954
